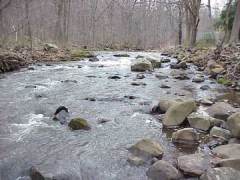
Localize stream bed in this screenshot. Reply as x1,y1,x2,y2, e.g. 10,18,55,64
0,51,233,180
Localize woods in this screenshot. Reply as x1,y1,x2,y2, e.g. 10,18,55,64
0,0,233,49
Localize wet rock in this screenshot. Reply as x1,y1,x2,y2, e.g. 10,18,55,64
127,155,145,166
160,84,170,89
178,153,210,177
86,75,97,78
89,57,99,62
136,74,145,79
77,65,82,68
147,58,162,68
200,98,214,106
207,102,237,120
200,167,240,180
25,85,37,88
187,112,212,131
217,158,240,171
131,58,153,72
113,54,130,57
146,160,181,180
108,75,121,80
84,97,96,101
161,58,171,63
206,138,228,149
170,61,187,70
227,112,240,138
192,76,205,83
131,82,146,86
153,99,180,114
212,144,240,159
161,52,170,56
171,70,190,80
28,67,35,70
61,80,78,83
163,100,197,127
210,126,231,140
68,118,91,130
124,95,136,100
30,166,50,180
155,74,168,80
200,85,210,91
53,106,70,124
97,118,111,124
172,128,200,145
128,139,164,161
136,55,144,59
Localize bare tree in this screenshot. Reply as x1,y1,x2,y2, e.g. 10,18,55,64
230,0,240,43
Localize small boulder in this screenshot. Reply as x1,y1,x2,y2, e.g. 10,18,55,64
163,100,197,127
146,160,181,180
68,118,91,130
206,102,237,120
212,144,240,159
53,106,70,124
200,167,240,180
108,75,121,80
128,139,164,161
178,153,210,176
131,58,153,72
172,128,199,145
89,57,99,62
210,126,231,140
43,43,58,52
227,112,240,138
192,76,205,83
200,85,210,90
147,58,162,68
187,112,212,131
136,74,145,79
127,155,145,166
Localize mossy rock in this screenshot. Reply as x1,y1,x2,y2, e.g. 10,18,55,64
217,78,232,86
71,49,95,59
68,118,91,130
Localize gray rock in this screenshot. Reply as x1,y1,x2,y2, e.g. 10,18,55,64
187,112,212,131
212,144,240,159
127,155,145,166
200,167,240,180
131,58,153,72
210,126,231,140
146,160,181,180
172,128,200,145
200,85,210,90
128,139,164,161
163,100,196,127
192,76,205,83
217,158,240,171
207,102,237,120
178,153,210,176
227,112,240,138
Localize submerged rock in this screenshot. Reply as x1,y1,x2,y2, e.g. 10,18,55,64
108,75,121,80
146,160,181,180
177,153,210,177
68,118,91,130
200,167,240,180
89,57,99,62
172,128,199,145
113,54,130,57
227,112,240,138
136,74,145,79
128,139,164,161
131,58,153,72
163,100,196,127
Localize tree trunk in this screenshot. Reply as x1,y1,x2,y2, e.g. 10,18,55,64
230,0,240,43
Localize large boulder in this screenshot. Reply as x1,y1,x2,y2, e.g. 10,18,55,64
210,126,231,140
206,60,225,78
127,139,164,161
200,167,240,180
68,118,91,130
178,153,211,176
206,102,237,120
131,58,153,72
172,128,199,145
163,100,197,127
227,112,240,138
146,160,181,180
212,144,240,159
187,112,212,131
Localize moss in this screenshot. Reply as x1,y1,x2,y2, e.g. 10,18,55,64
217,77,232,86
68,118,91,130
71,49,94,59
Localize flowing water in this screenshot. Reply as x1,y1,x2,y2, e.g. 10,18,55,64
0,51,229,180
